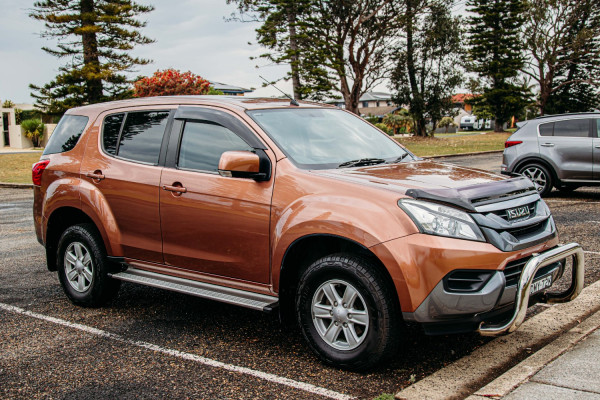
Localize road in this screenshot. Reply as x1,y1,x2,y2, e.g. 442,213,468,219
1,157,599,399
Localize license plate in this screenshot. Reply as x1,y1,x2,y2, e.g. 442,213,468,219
507,205,531,220
530,274,552,295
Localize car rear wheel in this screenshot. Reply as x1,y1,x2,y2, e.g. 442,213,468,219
296,253,400,370
57,223,120,307
519,163,553,197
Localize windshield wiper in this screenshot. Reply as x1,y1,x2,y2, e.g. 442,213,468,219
387,153,411,164
338,158,387,168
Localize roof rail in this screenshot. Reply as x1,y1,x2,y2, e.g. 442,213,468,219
534,111,600,120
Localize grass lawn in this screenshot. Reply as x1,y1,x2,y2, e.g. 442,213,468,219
396,132,511,157
0,153,42,184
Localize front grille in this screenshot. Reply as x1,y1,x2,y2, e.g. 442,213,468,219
506,220,546,239
503,255,562,287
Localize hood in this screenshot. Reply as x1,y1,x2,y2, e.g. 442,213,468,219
312,160,537,211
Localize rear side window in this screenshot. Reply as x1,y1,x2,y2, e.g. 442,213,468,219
554,119,590,138
596,119,600,138
178,121,252,172
43,115,89,155
539,122,553,136
101,111,170,164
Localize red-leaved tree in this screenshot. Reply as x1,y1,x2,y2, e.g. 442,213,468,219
133,69,211,97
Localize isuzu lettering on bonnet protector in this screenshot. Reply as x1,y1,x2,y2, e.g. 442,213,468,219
33,96,584,370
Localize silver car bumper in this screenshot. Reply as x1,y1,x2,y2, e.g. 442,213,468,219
478,243,584,336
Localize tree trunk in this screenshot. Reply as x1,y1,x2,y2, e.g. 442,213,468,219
494,119,503,132
287,7,302,100
81,0,103,104
405,0,427,136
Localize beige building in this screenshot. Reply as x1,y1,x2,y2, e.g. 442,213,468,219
1,102,55,149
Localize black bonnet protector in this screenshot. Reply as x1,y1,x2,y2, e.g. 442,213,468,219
405,176,538,212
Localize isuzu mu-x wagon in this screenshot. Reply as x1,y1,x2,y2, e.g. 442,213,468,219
33,96,584,370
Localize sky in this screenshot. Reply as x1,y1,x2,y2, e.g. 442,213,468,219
0,0,293,104
0,0,468,105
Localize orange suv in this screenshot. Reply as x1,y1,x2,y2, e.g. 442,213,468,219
33,96,584,370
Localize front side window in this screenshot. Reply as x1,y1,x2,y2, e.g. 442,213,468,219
553,119,590,138
101,111,170,164
178,121,252,172
247,108,411,169
43,115,89,155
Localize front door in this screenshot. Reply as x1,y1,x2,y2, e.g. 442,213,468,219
160,109,274,283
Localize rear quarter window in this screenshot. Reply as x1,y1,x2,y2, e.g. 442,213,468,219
42,115,89,155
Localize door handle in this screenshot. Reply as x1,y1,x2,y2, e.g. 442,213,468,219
595,145,600,149
86,171,105,181
541,143,555,147
162,184,187,194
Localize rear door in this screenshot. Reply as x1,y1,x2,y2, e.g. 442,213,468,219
81,107,174,263
537,118,594,180
159,106,274,283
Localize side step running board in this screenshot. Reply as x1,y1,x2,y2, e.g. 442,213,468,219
109,268,278,312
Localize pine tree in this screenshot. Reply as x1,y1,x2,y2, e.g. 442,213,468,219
467,0,529,131
30,0,154,114
228,0,335,101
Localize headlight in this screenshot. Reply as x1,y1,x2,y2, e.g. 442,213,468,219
399,199,485,242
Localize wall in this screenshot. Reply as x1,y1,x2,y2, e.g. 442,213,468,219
7,123,56,149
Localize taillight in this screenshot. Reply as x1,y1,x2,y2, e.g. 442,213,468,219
505,140,523,148
32,160,50,186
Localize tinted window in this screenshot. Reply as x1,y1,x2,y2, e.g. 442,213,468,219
117,111,170,164
102,113,124,155
554,119,589,138
43,115,89,155
539,122,553,136
596,119,600,138
178,121,252,172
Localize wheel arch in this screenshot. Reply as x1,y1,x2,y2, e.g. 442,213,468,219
514,157,559,184
277,234,400,326
44,207,98,271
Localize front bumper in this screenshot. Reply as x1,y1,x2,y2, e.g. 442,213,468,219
402,243,584,336
478,242,584,336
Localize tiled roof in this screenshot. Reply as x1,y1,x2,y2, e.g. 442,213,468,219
359,106,397,116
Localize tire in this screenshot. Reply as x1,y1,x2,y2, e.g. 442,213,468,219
56,223,120,307
518,163,553,197
296,253,401,371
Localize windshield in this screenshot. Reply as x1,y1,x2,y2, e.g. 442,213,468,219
247,108,413,169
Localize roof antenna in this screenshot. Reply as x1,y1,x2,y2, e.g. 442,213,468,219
259,75,299,106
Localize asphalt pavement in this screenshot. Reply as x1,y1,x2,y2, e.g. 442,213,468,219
1,153,599,399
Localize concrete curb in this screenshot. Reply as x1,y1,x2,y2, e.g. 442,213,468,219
395,279,600,400
0,183,33,189
466,309,600,399
424,150,504,160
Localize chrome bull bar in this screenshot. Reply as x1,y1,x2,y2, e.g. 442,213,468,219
478,243,584,336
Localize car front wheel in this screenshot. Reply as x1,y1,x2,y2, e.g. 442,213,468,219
296,253,400,370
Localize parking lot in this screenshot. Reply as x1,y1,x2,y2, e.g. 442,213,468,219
1,155,599,399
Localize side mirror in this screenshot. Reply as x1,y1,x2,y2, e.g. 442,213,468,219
218,151,269,181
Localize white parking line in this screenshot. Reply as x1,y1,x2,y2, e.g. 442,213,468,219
0,302,354,400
